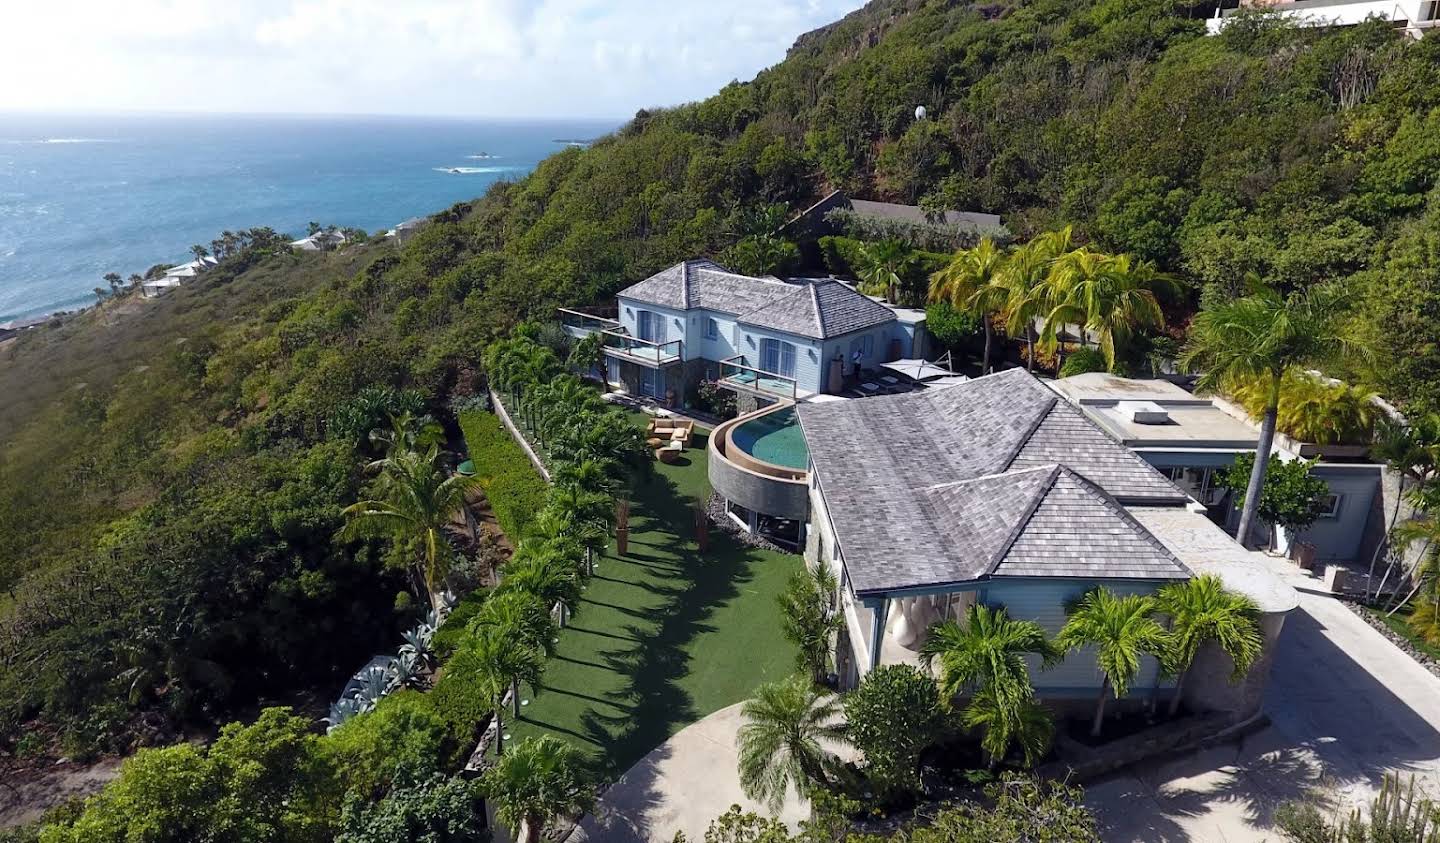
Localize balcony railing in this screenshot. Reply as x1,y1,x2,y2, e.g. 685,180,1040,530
601,330,682,366
557,307,620,338
719,355,798,402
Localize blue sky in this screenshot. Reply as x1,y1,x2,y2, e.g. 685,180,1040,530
0,1,865,118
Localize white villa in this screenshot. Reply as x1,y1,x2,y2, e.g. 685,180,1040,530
1207,0,1440,38
141,256,219,298
290,230,348,252
798,369,1297,719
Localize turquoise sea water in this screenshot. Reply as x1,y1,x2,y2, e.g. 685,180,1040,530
732,407,809,470
0,113,619,324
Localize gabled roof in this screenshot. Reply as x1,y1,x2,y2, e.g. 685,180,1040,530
797,368,1190,594
615,260,894,340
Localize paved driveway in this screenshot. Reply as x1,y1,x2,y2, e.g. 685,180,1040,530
1089,589,1440,842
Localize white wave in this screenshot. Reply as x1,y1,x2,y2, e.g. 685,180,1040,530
432,166,519,174
466,154,501,160
1,137,117,145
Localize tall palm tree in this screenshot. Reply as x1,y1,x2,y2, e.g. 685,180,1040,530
465,619,545,758
997,228,1074,372
481,735,594,843
919,603,1058,711
553,455,619,497
471,590,559,664
960,685,1054,769
500,541,583,627
855,240,914,304
1041,251,1178,371
1389,514,1440,621
341,447,477,612
1057,589,1169,737
737,674,848,814
1180,279,1365,548
1368,417,1439,601
367,411,443,459
928,237,1009,374
778,562,844,685
1153,575,1262,717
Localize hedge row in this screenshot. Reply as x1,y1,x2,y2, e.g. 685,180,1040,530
457,410,548,540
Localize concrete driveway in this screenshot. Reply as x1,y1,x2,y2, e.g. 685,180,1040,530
1089,589,1440,842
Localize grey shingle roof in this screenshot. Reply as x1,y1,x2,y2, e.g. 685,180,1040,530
847,199,1002,231
615,261,893,340
797,368,1190,594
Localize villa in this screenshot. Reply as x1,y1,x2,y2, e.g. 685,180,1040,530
290,230,347,252
141,256,219,298
1049,372,1384,566
1206,0,1440,38
798,369,1296,719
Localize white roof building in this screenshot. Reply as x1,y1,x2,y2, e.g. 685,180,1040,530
1207,0,1440,38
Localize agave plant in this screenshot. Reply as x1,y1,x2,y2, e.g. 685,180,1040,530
401,626,437,671
389,652,424,691
354,663,394,711
327,697,363,732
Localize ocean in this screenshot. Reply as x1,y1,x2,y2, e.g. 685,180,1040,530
0,113,620,325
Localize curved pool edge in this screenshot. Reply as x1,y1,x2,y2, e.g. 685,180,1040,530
708,405,809,522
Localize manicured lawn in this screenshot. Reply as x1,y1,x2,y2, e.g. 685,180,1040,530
504,415,802,781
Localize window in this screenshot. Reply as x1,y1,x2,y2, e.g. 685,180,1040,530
1318,494,1342,519
636,310,666,344
861,335,874,357
760,337,796,378
705,317,719,339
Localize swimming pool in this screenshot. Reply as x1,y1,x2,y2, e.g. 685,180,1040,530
729,407,809,470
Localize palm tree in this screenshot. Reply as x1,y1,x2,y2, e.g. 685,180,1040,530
919,603,1058,711
553,455,619,497
855,240,913,304
1041,251,1178,371
1368,417,1439,600
928,237,1009,374
1180,279,1365,548
466,620,545,758
778,562,844,685
1389,515,1440,622
481,735,594,843
1153,575,1262,717
997,228,1073,372
960,685,1054,768
737,674,847,813
471,590,558,663
500,541,583,627
1057,589,1169,738
189,244,209,260
341,447,477,612
367,411,443,459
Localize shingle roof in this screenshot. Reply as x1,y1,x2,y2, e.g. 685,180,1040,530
615,261,893,340
797,368,1190,594
847,199,1002,231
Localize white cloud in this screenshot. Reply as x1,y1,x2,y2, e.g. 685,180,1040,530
0,0,863,118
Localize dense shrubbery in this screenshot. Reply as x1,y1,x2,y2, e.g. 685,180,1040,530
456,411,550,539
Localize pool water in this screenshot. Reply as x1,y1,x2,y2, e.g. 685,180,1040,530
731,408,809,470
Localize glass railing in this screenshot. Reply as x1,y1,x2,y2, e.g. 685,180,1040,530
719,355,798,401
601,331,682,365
556,307,620,336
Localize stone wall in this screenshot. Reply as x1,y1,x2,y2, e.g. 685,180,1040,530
1181,610,1288,718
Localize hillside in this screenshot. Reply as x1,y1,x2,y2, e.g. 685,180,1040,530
3,0,1440,767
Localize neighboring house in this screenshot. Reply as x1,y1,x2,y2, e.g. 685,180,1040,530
782,189,1004,243
1206,0,1440,38
385,217,428,246
290,230,347,252
567,259,927,407
141,256,219,298
797,368,1296,720
1050,372,1384,564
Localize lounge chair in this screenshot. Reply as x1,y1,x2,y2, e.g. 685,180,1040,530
648,417,694,447
656,441,683,463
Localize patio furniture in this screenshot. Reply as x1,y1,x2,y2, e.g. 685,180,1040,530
656,441,683,463
646,437,665,448
648,417,694,447
879,375,900,386
859,382,881,394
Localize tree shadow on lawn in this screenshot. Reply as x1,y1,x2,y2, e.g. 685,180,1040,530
568,465,779,781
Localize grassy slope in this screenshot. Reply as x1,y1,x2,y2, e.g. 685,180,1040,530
505,416,801,779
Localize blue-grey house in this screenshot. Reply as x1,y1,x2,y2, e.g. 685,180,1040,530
798,368,1295,718
566,259,929,408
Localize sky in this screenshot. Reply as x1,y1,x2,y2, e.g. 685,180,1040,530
0,1,865,119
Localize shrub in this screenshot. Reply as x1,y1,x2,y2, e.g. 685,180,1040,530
337,770,488,843
432,589,490,660
456,411,548,539
1060,347,1108,378
427,648,494,749
843,664,947,801
323,691,462,800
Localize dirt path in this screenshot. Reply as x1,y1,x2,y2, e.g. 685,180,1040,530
0,757,122,828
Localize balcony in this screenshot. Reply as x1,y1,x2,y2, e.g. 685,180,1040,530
601,331,683,368
719,355,798,402
557,307,620,339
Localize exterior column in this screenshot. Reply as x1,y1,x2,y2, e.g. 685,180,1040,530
868,598,889,673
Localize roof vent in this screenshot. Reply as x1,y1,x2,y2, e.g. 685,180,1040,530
1118,400,1171,424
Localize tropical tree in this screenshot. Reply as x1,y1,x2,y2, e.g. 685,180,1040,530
368,411,444,459
189,244,209,260
1180,279,1365,548
1041,250,1178,371
1153,575,1262,717
470,589,558,665
463,619,544,757
481,735,594,843
996,227,1074,372
1389,516,1440,634
928,236,1009,374
1369,417,1440,601
499,540,583,627
960,686,1055,769
341,447,477,612
777,562,843,685
1056,589,1169,737
919,604,1058,710
736,674,847,813
843,665,947,799
855,239,914,303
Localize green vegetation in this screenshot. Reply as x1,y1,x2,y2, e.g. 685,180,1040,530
1278,773,1440,843
457,411,550,539
737,674,847,814
841,665,946,801
1153,574,1264,718
1057,589,1169,739
481,735,594,843
778,561,845,686
1217,454,1331,550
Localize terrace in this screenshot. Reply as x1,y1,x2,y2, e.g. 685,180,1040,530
718,355,799,401
557,307,683,368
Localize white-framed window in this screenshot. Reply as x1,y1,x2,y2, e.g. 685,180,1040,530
1318,494,1343,518
705,317,719,339
760,337,796,378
